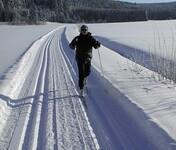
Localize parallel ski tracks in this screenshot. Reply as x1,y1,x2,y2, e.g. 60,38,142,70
6,27,99,150
7,31,54,150
22,32,54,150
49,29,98,150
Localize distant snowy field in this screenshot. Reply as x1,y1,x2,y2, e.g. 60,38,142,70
89,20,176,58
0,22,65,78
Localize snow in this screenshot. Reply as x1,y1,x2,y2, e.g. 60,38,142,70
89,20,176,59
1,20,176,149
0,22,65,78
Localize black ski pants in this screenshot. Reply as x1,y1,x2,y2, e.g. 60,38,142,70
77,60,91,89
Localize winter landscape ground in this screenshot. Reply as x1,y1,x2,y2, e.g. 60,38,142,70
1,20,176,150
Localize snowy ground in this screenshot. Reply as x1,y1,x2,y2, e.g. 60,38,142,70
0,22,65,78
0,21,176,150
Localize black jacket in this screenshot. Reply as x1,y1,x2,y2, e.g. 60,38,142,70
69,32,100,62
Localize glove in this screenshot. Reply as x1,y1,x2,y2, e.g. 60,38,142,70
85,58,91,64
94,41,101,49
69,43,75,49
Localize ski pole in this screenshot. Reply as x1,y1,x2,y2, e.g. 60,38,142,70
97,48,104,77
98,48,109,95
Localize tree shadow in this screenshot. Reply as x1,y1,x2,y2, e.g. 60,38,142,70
0,90,80,109
0,94,36,108
95,36,176,73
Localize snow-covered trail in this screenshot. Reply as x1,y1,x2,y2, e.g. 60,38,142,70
0,24,176,150
63,27,176,150
0,27,99,150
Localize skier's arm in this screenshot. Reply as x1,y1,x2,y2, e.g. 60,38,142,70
91,37,101,49
69,37,77,50
94,41,101,49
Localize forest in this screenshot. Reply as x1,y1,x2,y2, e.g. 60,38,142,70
0,0,176,24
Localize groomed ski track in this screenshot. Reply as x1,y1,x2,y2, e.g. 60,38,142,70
0,27,99,150
0,26,175,150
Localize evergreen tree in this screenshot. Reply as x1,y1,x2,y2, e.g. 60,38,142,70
0,0,4,21
29,2,39,24
3,0,13,22
1,0,176,24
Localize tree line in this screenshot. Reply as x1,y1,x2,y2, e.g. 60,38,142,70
141,2,176,20
0,0,175,24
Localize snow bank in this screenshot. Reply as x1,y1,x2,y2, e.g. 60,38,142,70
88,21,176,145
65,23,176,149
0,22,63,78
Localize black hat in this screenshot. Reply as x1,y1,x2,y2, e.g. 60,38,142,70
81,25,88,30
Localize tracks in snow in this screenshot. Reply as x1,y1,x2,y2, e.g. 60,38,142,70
4,27,99,150
1,25,176,150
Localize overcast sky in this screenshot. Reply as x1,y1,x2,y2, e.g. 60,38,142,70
117,0,175,3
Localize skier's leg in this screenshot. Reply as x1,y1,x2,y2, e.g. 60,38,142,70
85,60,91,77
83,61,91,85
77,61,85,89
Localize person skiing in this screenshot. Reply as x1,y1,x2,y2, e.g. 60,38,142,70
69,25,101,95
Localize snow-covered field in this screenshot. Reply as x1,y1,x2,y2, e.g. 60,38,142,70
0,22,66,77
0,20,176,150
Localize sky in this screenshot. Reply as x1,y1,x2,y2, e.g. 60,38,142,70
117,0,176,3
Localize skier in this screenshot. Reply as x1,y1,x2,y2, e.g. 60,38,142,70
69,25,101,95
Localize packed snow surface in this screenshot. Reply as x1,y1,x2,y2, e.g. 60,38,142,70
0,20,176,150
